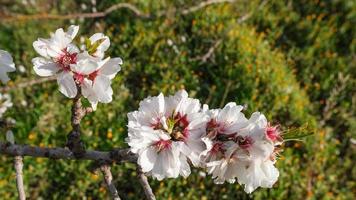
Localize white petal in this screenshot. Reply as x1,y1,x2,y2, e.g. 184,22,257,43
57,71,77,98
99,57,122,79
92,75,113,103
32,57,59,77
0,50,16,83
66,25,79,39
53,28,72,50
66,43,80,54
138,147,157,172
70,54,99,75
33,39,50,57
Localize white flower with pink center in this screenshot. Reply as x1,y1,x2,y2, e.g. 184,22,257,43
234,112,280,193
31,25,123,109
200,103,249,183
126,90,208,180
32,25,80,98
70,52,122,110
200,104,281,193
0,50,16,84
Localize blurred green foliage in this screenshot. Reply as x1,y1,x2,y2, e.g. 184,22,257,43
0,0,354,199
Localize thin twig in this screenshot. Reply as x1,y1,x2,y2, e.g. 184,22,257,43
136,165,156,200
219,80,232,108
1,0,236,22
192,0,269,63
14,156,26,200
0,76,56,93
100,165,121,200
0,142,137,163
180,0,236,15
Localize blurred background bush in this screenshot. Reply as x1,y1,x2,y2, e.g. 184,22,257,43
0,0,354,199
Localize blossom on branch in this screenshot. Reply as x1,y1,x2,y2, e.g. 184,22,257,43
201,104,281,193
127,93,284,193
32,25,80,97
31,25,122,109
126,90,208,180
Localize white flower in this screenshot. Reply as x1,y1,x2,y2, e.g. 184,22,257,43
200,103,249,184
235,112,280,193
32,26,122,105
87,33,110,59
0,50,16,84
236,158,279,194
32,25,79,98
0,93,13,118
201,104,280,193
70,52,122,110
126,90,208,180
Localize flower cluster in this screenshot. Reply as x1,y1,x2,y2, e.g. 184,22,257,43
32,25,122,110
126,90,283,193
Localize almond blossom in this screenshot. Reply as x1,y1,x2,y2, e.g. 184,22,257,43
32,25,79,98
200,103,281,193
126,90,208,180
200,103,249,184
0,50,16,84
32,25,123,109
70,52,122,110
235,112,280,193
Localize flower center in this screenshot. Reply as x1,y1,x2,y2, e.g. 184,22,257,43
88,70,99,81
73,73,85,84
266,124,281,142
154,140,172,152
56,49,77,69
151,112,189,142
236,136,253,149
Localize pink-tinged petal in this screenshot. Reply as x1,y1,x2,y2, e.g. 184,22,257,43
57,71,77,98
99,57,122,79
32,57,59,77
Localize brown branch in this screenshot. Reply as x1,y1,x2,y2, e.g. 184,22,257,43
66,85,93,157
0,142,137,163
14,156,26,200
136,165,156,200
180,0,236,15
0,76,56,93
1,1,236,22
100,165,121,200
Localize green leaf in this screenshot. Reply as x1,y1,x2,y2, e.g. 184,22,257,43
88,38,106,55
85,38,91,50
